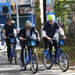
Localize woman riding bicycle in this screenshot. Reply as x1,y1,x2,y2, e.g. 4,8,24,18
18,20,40,66
42,14,66,58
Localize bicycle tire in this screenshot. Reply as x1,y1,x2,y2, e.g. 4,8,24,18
14,48,17,65
59,51,69,72
20,62,26,71
20,48,27,71
42,50,52,69
30,53,38,74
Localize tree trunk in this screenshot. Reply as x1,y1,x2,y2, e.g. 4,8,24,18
35,0,44,47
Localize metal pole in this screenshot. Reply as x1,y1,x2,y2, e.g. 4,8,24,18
31,0,33,24
16,0,19,29
43,0,46,23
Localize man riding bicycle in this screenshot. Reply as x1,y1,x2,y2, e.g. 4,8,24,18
18,20,40,65
3,18,18,62
42,14,66,58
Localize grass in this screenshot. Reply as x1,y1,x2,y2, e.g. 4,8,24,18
63,46,75,60
17,45,75,61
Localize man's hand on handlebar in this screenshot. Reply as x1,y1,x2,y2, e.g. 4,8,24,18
19,37,24,41
47,37,51,41
62,35,66,39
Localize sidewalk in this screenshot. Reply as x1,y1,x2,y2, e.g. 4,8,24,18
0,53,75,75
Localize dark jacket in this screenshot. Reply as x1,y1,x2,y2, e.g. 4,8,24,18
18,27,39,44
43,21,59,38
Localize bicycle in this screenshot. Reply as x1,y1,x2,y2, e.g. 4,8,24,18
20,36,38,74
42,38,69,72
6,34,17,65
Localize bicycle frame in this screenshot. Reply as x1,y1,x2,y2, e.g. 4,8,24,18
10,37,17,58
24,48,33,65
44,47,62,65
10,44,17,58
52,47,61,64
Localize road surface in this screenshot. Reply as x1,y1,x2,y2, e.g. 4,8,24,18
0,51,75,75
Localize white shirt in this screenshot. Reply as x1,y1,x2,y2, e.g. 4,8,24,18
26,29,30,36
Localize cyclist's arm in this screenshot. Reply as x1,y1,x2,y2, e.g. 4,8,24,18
42,22,51,41
34,29,39,38
58,27,66,39
15,28,19,34
58,27,64,36
13,24,19,34
18,29,24,41
42,30,51,41
3,29,6,39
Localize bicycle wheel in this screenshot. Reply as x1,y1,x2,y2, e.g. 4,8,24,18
20,49,26,71
14,48,17,65
59,51,69,72
20,61,26,71
42,50,52,69
30,53,38,74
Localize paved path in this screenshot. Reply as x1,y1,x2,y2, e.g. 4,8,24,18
0,51,75,75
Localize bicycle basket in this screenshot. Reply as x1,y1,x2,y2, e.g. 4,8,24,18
60,40,65,46
31,41,36,46
11,38,15,44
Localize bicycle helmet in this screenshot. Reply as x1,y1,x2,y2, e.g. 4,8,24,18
25,20,32,28
48,14,55,21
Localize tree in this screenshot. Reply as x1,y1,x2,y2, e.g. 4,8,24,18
35,0,42,37
54,0,75,37
35,0,44,47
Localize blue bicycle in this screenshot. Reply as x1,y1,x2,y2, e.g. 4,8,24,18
6,34,17,65
42,38,69,72
20,37,38,74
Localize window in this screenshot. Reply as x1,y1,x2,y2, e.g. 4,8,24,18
2,6,9,13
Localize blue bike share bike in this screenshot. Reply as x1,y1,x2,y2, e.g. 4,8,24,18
20,36,39,73
6,34,17,65
42,38,69,72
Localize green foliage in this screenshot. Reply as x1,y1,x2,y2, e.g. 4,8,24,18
54,0,75,17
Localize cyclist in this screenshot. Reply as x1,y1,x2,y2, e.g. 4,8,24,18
42,14,66,58
3,18,18,62
18,20,40,65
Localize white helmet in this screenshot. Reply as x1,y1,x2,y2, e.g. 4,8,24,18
25,20,32,28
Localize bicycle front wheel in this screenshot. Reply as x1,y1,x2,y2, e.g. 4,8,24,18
30,53,38,74
59,51,69,72
42,50,52,69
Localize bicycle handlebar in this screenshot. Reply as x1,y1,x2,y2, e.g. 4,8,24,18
50,37,65,45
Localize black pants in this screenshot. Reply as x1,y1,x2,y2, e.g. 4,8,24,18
6,38,11,59
20,42,30,64
43,38,58,57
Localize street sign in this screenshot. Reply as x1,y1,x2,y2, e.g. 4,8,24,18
46,6,52,11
